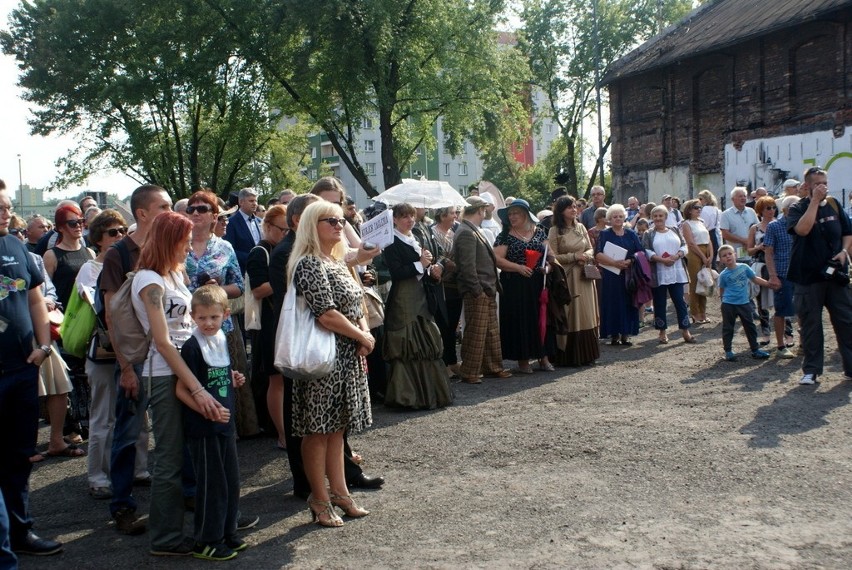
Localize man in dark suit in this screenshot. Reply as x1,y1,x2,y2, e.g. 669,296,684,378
452,197,511,383
224,187,261,272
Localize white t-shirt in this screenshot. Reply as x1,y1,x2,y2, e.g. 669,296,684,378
131,269,193,377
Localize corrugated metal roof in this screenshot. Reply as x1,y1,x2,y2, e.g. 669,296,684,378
602,0,852,84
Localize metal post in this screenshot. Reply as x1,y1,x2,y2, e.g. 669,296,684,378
593,0,605,188
17,154,23,215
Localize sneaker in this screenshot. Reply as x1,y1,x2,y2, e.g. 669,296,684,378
799,373,817,385
113,508,146,536
776,347,795,359
192,542,237,561
724,351,737,362
236,514,260,531
151,537,194,557
751,349,770,359
225,537,248,552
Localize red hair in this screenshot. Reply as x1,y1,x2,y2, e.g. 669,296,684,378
54,204,83,245
187,189,220,215
138,211,192,275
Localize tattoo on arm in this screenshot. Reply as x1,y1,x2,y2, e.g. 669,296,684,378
145,286,163,308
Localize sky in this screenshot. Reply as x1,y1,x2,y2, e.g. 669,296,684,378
0,0,136,199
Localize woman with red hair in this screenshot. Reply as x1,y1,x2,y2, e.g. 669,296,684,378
42,203,94,457
131,211,229,555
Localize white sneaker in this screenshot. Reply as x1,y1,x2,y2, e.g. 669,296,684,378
799,373,816,385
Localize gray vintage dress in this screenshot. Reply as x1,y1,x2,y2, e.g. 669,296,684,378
291,255,372,435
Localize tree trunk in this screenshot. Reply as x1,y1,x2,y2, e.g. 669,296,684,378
379,109,402,192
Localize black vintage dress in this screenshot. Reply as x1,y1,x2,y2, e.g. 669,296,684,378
246,240,277,432
494,228,548,361
381,236,453,410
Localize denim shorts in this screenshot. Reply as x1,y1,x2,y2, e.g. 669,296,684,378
773,278,795,317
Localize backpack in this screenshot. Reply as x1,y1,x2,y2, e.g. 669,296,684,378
107,271,151,365
93,240,132,351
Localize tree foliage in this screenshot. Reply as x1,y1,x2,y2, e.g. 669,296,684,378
519,0,694,197
205,0,531,197
1,0,306,198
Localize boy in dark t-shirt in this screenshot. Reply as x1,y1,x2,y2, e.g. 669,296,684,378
177,285,246,561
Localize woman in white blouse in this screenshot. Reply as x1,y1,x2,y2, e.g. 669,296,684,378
642,206,696,344
698,189,722,269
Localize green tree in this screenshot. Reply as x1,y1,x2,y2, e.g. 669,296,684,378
206,0,531,197
519,0,693,197
1,0,302,198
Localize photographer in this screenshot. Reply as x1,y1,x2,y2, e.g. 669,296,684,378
786,167,852,385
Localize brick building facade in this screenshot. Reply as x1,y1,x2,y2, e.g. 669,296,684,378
603,0,852,206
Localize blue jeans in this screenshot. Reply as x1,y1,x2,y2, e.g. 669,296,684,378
0,363,38,550
109,363,147,516
0,488,16,570
652,282,690,331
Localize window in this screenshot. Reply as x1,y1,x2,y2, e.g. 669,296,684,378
443,163,450,176
364,140,375,152
365,163,376,176
545,123,553,134
311,147,317,159
309,169,317,180
415,147,422,155
459,162,468,176
362,117,374,129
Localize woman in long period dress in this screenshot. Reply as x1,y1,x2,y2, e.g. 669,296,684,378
382,203,453,409
547,196,600,366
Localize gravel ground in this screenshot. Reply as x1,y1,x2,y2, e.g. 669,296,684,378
18,298,852,569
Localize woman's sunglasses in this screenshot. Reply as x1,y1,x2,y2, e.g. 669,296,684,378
105,227,128,237
319,217,345,228
65,219,83,228
10,228,27,237
186,204,213,215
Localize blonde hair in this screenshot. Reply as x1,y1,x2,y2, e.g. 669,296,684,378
697,189,717,206
717,244,735,259
286,201,346,284
191,284,229,312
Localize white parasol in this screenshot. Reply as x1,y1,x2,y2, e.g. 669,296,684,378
376,179,468,209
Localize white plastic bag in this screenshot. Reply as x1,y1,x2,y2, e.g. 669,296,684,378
695,267,718,297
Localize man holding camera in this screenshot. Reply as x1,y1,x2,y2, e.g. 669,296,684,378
786,167,852,385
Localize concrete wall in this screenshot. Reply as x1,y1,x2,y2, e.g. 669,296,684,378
724,127,852,201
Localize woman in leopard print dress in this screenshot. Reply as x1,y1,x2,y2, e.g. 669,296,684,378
286,201,373,527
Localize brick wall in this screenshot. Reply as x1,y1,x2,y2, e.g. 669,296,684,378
609,7,852,202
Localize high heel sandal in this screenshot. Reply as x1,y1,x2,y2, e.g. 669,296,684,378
330,493,370,518
307,495,344,527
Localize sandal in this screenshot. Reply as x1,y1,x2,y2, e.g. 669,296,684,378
29,453,46,464
683,334,697,344
307,495,344,528
658,335,669,345
46,444,87,458
540,361,555,372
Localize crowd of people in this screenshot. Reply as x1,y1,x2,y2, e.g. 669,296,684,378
1,168,851,566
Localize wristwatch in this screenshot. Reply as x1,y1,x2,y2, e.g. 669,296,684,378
38,344,53,356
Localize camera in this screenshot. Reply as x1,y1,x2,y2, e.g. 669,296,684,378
822,260,850,286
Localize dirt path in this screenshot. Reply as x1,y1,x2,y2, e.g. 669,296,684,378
20,299,852,569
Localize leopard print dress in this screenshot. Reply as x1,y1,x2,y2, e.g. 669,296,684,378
291,254,372,435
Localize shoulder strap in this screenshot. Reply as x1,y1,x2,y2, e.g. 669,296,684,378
114,239,132,276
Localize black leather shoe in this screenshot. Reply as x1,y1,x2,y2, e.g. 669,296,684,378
12,531,63,556
348,473,385,489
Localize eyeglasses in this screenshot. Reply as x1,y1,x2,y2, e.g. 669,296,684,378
186,204,213,215
267,221,288,233
105,227,128,237
805,166,825,176
691,205,702,210
10,228,27,236
763,205,776,210
217,215,228,223
319,217,345,228
65,219,83,228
